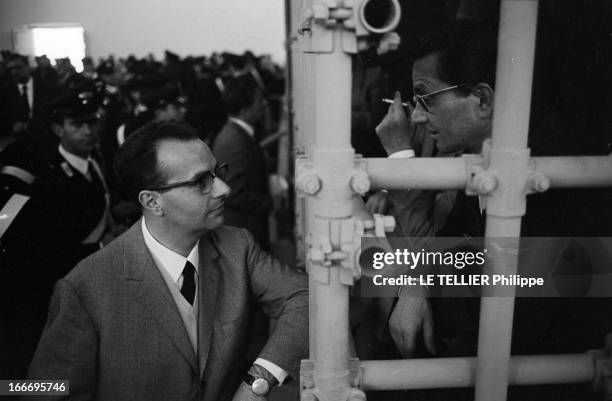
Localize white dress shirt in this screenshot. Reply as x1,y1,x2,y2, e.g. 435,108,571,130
141,218,200,291
388,149,415,159
141,219,288,384
22,78,34,118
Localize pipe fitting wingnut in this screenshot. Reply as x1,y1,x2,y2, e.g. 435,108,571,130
350,172,370,195
301,393,318,401
473,171,498,195
528,171,550,193
345,389,367,401
298,174,322,195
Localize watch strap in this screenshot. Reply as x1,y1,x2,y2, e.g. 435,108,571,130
248,363,279,386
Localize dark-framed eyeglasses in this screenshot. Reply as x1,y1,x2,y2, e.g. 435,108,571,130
149,163,228,194
412,84,466,112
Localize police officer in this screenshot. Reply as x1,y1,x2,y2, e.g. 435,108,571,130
116,79,187,146
0,86,112,379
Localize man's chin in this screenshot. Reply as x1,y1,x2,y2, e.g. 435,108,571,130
206,214,224,229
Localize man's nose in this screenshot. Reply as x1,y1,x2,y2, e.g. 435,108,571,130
212,176,231,198
411,104,429,125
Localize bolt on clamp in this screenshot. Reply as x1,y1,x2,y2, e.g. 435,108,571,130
300,0,402,54
526,161,551,194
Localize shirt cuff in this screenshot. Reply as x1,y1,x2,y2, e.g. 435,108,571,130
254,358,288,385
388,149,416,159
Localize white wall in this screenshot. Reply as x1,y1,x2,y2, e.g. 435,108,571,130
0,0,286,63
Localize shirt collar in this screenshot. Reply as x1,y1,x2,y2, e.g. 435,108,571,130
228,116,255,137
20,77,33,90
58,144,91,175
141,218,200,284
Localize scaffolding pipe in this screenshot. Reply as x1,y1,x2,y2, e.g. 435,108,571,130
366,158,467,189
532,156,612,188
361,353,597,390
366,155,612,190
305,28,356,400
310,265,351,379
474,1,539,401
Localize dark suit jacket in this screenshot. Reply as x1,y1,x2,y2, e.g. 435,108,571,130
27,222,308,401
213,120,271,249
0,77,59,136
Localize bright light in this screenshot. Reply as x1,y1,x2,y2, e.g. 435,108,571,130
31,26,86,72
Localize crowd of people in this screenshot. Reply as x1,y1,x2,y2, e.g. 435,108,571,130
0,49,292,393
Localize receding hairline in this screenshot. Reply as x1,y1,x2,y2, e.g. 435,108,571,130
152,137,214,182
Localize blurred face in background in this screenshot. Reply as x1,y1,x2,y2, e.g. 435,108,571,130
7,58,32,84
155,102,187,122
53,117,100,159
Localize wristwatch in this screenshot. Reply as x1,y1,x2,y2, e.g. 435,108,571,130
243,364,278,396
243,372,271,396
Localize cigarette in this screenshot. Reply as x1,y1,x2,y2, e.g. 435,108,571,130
382,98,409,107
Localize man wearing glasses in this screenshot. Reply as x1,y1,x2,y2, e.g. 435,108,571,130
27,121,308,401
373,20,612,401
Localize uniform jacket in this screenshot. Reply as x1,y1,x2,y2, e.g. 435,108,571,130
212,120,271,249
1,143,109,378
1,147,107,281
27,222,308,401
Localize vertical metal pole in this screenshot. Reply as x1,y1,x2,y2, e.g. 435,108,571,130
308,29,355,400
491,1,538,152
474,1,539,401
290,0,308,280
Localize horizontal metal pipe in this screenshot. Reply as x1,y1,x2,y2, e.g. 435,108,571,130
533,156,612,188
366,158,468,190
361,353,596,391
366,155,612,191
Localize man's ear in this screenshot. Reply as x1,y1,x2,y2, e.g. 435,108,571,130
51,123,63,138
138,190,164,216
472,83,494,119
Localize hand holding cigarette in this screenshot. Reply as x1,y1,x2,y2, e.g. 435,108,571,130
376,91,414,155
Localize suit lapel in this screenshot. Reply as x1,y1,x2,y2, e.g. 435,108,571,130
197,231,220,377
122,221,198,374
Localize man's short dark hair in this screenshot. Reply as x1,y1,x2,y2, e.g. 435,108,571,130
7,53,28,66
222,73,261,115
113,121,200,202
415,20,498,92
